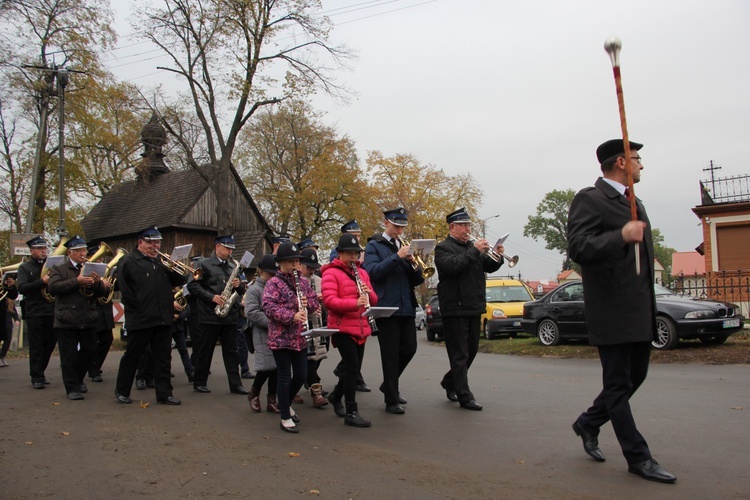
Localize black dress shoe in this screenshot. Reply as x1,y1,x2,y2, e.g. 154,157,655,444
80,383,88,394
280,421,299,433
385,404,405,414
290,413,301,424
356,383,371,392
330,394,345,418
460,399,483,411
91,375,103,382
572,422,606,462
157,396,182,405
67,392,84,401
146,379,156,389
344,411,371,427
193,385,211,393
397,395,407,404
628,458,676,483
230,386,249,395
135,379,147,390
115,391,132,404
32,382,45,389
187,372,195,384
241,371,255,379
446,390,458,402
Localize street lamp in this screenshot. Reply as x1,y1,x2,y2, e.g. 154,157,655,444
479,214,500,239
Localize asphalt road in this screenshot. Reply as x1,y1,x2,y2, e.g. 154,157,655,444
1,335,748,499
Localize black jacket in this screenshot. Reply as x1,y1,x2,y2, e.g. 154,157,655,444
16,260,55,317
363,234,424,317
187,253,246,325
47,259,107,330
117,249,186,332
434,236,501,317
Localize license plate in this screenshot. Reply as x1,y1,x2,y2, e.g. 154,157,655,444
723,318,740,328
513,321,521,327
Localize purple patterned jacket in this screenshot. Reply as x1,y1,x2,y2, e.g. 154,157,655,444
263,271,319,351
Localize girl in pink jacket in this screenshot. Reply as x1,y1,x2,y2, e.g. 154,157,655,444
320,234,378,428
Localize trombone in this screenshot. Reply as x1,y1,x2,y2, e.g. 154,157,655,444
396,236,435,278
156,250,202,280
467,234,519,268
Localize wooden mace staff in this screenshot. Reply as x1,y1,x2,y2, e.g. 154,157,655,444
604,36,640,275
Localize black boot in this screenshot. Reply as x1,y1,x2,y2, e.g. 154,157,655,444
330,389,345,418
344,411,371,428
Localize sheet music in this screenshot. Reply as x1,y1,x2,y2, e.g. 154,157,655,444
81,262,108,277
301,328,338,338
495,232,510,247
239,251,254,268
170,244,192,262
362,306,398,318
43,255,65,270
408,239,437,255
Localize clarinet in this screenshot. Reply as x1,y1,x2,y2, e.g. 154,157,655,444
350,262,378,334
292,269,307,330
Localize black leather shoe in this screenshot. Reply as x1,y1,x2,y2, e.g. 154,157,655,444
290,413,301,424
460,399,483,411
187,372,195,384
80,383,88,394
386,404,405,414
330,393,345,418
115,391,132,404
230,386,249,395
628,459,676,483
344,411,371,427
398,395,407,404
91,375,103,383
32,382,45,389
280,421,299,433
193,385,211,393
135,379,147,390
146,379,156,389
446,390,458,402
67,392,84,401
157,396,182,405
241,371,255,379
356,383,371,392
572,422,606,462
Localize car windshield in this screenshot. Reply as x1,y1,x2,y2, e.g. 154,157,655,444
486,285,533,303
653,283,677,297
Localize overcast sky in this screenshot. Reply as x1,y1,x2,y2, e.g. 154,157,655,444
109,0,750,281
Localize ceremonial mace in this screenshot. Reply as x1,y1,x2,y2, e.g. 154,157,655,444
604,36,640,275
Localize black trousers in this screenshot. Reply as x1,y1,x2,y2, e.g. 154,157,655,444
26,315,56,383
272,348,308,420
115,325,173,399
56,327,96,394
576,341,652,465
331,333,366,413
252,370,278,396
375,316,417,405
191,322,242,390
89,327,113,378
440,315,480,404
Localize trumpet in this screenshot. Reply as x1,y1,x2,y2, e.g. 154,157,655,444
396,236,435,278
156,250,202,280
467,234,519,268
41,236,70,302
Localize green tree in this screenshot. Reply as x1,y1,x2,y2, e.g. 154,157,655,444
138,0,352,233
523,189,576,271
651,228,675,283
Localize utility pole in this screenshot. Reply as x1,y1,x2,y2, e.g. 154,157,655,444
55,67,69,237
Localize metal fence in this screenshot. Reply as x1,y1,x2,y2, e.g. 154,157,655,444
667,270,750,319
702,173,750,203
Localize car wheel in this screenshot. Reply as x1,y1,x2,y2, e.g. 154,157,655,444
426,328,436,342
419,319,426,330
699,334,729,345
483,321,495,340
537,319,561,346
652,316,679,350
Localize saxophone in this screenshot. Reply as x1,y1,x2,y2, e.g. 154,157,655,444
214,258,242,318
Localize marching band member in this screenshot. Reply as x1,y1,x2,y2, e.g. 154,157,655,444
363,208,424,415
434,208,502,411
321,234,378,428
0,272,19,367
87,246,115,383
114,226,185,405
47,235,110,400
187,235,248,395
244,254,279,413
299,247,329,408
263,242,319,433
16,236,57,389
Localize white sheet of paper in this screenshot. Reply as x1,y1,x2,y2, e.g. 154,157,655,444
362,306,398,318
408,239,437,255
301,328,338,338
82,262,108,277
181,284,190,297
495,232,510,247
43,255,66,270
239,251,254,268
170,244,192,262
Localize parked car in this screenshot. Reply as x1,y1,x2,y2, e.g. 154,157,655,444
480,278,536,339
425,294,443,341
521,280,744,349
415,305,426,330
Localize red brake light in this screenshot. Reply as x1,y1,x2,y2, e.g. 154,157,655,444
426,304,432,315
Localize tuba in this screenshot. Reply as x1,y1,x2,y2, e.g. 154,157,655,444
96,247,128,305
0,261,22,301
41,237,70,302
396,236,436,278
80,242,113,298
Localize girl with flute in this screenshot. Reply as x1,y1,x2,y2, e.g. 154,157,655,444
263,242,319,433
320,234,378,428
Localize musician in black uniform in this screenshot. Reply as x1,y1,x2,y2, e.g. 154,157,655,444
114,226,185,405
47,235,110,400
187,235,248,394
0,272,19,367
16,236,57,389
434,208,502,411
87,246,115,383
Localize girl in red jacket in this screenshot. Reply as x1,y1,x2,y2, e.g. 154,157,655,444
320,234,378,427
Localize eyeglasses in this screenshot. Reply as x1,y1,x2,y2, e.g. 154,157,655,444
630,156,642,163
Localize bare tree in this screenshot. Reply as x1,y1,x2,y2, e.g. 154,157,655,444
137,0,352,232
